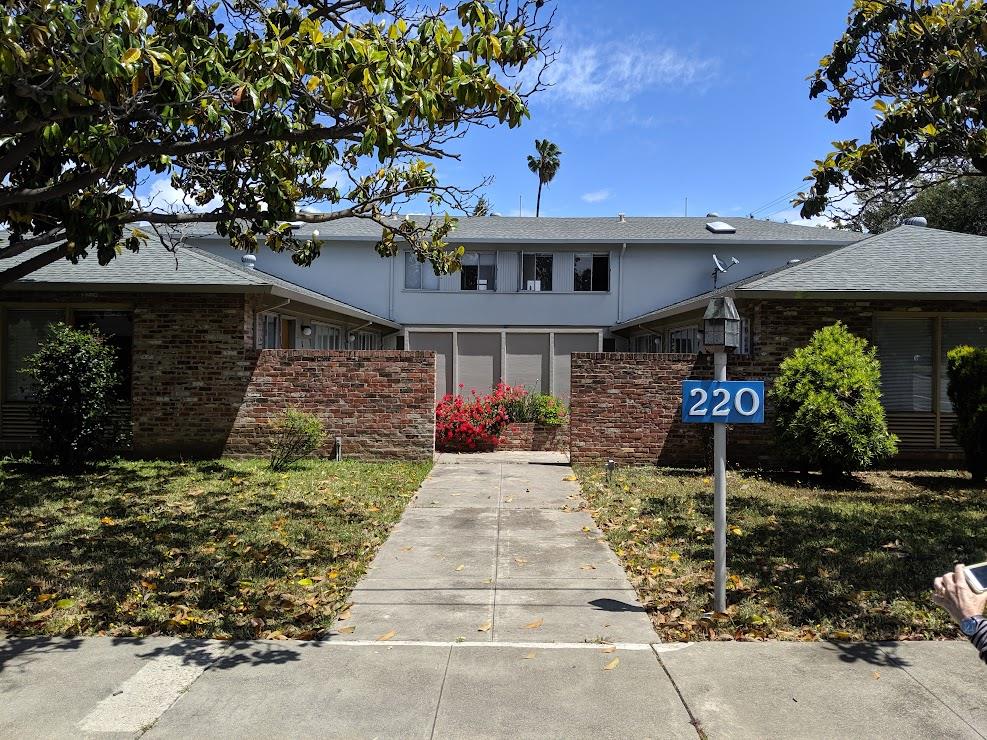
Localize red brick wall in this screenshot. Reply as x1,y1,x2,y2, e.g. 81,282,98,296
224,350,436,461
572,298,987,467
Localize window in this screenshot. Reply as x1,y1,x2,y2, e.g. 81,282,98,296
574,254,610,292
521,253,553,291
4,309,63,402
874,318,933,412
313,324,341,350
404,252,440,290
631,334,661,353
738,318,751,356
355,331,379,350
940,318,987,412
75,310,134,399
460,253,497,291
668,326,700,354
260,313,280,349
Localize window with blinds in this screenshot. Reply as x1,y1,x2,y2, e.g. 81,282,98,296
4,309,64,402
873,318,933,412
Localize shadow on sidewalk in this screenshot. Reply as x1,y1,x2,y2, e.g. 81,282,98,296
822,641,910,668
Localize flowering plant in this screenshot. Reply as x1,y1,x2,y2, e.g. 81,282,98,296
435,383,527,451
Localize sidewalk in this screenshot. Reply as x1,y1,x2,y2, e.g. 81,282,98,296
2,455,984,738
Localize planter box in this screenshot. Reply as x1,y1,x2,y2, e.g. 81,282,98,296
499,421,569,452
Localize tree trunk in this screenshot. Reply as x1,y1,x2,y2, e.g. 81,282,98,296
535,180,542,217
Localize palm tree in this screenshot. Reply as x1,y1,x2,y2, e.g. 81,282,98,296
527,139,561,217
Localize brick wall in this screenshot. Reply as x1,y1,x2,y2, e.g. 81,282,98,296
224,350,436,461
571,298,987,467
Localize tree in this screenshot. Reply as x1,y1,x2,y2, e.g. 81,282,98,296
770,323,898,479
526,138,560,217
856,177,987,235
798,1,987,224
472,194,492,216
0,0,555,285
946,346,987,484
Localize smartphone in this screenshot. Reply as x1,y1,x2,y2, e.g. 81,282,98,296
964,562,987,594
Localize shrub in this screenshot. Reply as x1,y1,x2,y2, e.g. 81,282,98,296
502,388,537,423
268,409,326,471
946,346,987,483
435,384,514,451
531,393,567,426
25,323,121,471
770,322,898,479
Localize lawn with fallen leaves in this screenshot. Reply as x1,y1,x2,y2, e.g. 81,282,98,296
0,458,429,639
577,467,986,642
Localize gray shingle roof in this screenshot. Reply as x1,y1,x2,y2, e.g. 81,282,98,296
0,231,398,328
614,225,987,330
742,225,987,294
191,215,863,245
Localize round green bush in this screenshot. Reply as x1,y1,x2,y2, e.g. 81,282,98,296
946,345,987,484
25,322,121,471
770,322,898,478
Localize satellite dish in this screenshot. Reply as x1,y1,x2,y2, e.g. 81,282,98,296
713,254,727,273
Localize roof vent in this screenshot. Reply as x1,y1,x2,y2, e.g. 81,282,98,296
705,220,736,234
706,212,720,218
617,213,626,222
903,216,928,227
241,254,257,270
787,259,801,265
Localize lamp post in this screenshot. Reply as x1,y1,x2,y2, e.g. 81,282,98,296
701,297,741,614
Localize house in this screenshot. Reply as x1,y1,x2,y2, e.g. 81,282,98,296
609,224,987,462
192,215,860,400
0,235,400,455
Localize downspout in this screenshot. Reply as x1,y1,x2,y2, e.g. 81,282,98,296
617,243,627,323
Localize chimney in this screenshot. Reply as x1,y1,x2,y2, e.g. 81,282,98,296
241,254,257,269
617,213,626,222
903,216,928,227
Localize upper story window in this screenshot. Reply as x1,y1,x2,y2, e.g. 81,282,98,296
574,253,610,292
521,253,553,291
404,252,440,291
461,253,496,291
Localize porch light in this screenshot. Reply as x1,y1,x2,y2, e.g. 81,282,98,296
702,297,741,353
301,325,313,337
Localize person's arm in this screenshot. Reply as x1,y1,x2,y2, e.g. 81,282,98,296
932,563,987,663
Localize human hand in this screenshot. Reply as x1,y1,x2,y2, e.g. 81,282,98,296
932,564,987,625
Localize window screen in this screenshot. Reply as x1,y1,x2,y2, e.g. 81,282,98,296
940,318,987,412
873,318,933,412
4,309,63,402
521,254,553,291
404,252,439,290
668,327,700,354
314,324,341,350
460,253,497,291
574,254,609,292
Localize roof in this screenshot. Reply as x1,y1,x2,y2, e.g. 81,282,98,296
190,215,864,245
0,231,399,329
613,225,987,331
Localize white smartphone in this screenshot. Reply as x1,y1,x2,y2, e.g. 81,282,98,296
964,562,987,594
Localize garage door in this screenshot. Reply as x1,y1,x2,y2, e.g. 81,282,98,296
506,333,550,394
553,333,600,403
458,332,501,395
408,331,453,398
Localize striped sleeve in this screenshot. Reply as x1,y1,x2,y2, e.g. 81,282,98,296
969,616,987,664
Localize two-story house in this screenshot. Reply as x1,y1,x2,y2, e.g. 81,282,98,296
192,215,860,399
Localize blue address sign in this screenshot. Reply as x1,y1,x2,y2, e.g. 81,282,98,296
681,380,765,424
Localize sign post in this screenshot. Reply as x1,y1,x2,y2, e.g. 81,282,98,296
681,296,765,614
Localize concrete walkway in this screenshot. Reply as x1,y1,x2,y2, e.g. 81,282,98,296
332,453,658,644
2,455,986,738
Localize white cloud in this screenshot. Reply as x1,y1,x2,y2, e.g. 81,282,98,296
139,177,220,212
768,207,837,229
536,35,717,108
581,189,612,203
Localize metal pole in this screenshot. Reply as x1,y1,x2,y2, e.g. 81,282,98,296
713,351,727,614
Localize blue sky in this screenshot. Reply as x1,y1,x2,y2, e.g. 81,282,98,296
442,1,874,224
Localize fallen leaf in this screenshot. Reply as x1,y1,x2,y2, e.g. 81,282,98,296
505,496,514,503
478,621,492,632
338,609,352,621
601,645,616,653
872,671,881,680
525,617,544,629
455,564,465,572
603,657,620,671
562,475,578,481
523,650,537,660
99,516,115,526
580,563,596,571
400,546,414,552
376,629,397,641
514,558,527,566
55,598,75,609
297,578,314,587
337,625,356,634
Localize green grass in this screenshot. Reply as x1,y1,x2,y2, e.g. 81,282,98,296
0,458,430,639
577,466,987,642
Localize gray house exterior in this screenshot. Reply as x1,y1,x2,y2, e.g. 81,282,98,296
193,215,861,399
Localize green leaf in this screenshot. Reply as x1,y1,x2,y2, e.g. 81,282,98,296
55,598,75,609
121,48,141,65
297,577,314,587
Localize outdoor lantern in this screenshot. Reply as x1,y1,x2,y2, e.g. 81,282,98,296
702,296,741,353
301,325,313,337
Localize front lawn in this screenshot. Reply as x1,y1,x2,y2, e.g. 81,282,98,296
0,458,429,639
577,467,986,642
